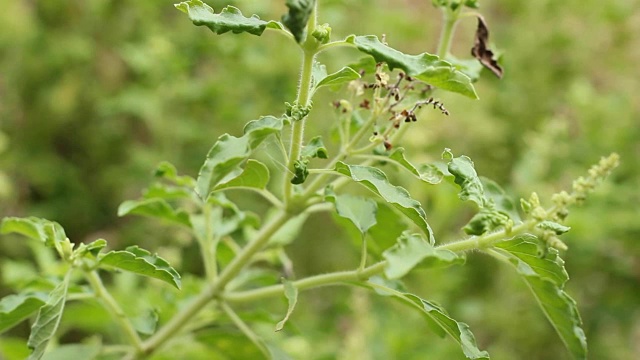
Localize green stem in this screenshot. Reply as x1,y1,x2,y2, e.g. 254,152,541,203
358,235,367,272
436,6,461,59
283,6,318,205
86,271,143,353
224,261,386,303
202,204,217,281
139,211,292,356
437,220,537,253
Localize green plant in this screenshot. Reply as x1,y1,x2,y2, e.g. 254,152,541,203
0,1,619,359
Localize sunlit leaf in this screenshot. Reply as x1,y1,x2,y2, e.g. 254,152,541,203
153,161,196,187
175,1,284,36
1,217,67,248
0,293,47,334
388,148,444,184
214,159,270,191
117,199,191,227
275,279,298,331
383,232,463,279
99,246,182,289
334,162,433,241
282,0,315,42
27,274,71,360
325,189,377,235
494,235,586,359
313,64,360,92
197,116,286,199
346,35,477,98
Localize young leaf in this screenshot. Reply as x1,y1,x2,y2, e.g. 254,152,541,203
301,136,328,159
388,148,444,184
536,221,571,235
38,344,100,360
443,150,486,207
196,116,285,199
99,246,182,289
153,161,196,188
214,159,270,191
275,279,298,331
132,309,159,336
1,217,67,248
175,1,283,36
334,162,433,241
0,293,47,334
117,199,191,227
27,274,71,360
383,232,464,279
282,0,315,42
494,235,587,359
313,65,361,92
346,35,477,99
325,189,377,235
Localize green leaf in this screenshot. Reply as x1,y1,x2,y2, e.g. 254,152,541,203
143,183,194,201
313,64,360,92
447,55,484,82
275,279,298,331
404,295,490,359
383,232,463,279
346,35,477,99
117,199,191,227
1,217,67,248
0,293,47,334
334,162,433,241
494,235,586,359
132,309,159,336
325,189,377,235
153,161,196,187
27,274,71,360
301,136,328,159
175,1,283,36
367,281,489,360
463,207,509,236
99,246,182,289
282,0,315,42
443,150,486,207
536,221,571,235
290,159,309,185
214,159,270,191
196,116,285,199
388,148,444,184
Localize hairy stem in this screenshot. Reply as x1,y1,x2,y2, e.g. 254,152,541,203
224,261,386,303
86,271,143,353
139,211,292,356
436,6,461,58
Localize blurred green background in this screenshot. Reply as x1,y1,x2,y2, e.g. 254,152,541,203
1,0,638,359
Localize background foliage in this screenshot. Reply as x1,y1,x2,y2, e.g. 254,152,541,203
1,0,638,359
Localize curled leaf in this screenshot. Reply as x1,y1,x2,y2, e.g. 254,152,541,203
99,246,182,289
383,232,463,279
471,15,503,78
282,0,316,42
275,278,298,331
175,1,283,36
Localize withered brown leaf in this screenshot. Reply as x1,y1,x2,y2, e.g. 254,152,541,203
471,15,503,78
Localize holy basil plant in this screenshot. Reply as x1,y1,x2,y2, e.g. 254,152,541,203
0,1,619,359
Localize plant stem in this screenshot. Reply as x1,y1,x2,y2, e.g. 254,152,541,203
437,220,537,253
201,203,217,281
283,6,318,205
139,211,292,356
224,261,386,303
86,271,143,354
436,6,461,59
